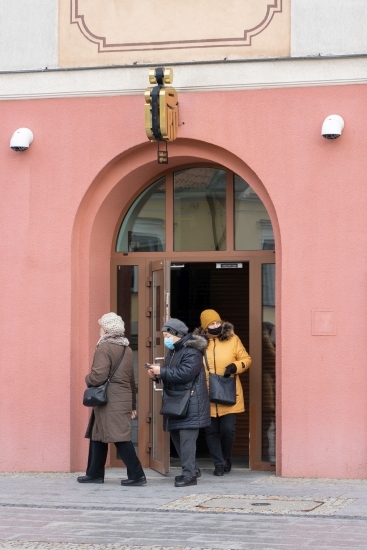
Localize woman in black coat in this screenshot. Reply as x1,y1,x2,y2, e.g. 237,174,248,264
148,318,210,487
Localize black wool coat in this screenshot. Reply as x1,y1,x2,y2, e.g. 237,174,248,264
160,333,210,431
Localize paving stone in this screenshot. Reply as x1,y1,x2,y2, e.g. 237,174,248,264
160,493,355,515
2,470,367,549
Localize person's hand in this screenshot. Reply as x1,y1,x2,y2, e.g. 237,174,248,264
149,364,161,376
147,369,156,379
131,410,137,419
223,364,236,377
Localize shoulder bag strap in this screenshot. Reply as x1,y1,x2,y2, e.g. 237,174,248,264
106,346,126,384
204,352,211,372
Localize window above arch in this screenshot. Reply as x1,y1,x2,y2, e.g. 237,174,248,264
116,177,166,252
174,168,226,252
116,168,274,253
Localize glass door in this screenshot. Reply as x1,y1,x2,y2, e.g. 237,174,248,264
261,262,276,465
249,256,276,470
149,259,171,473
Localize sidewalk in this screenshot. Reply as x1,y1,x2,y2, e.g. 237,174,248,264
1,467,367,549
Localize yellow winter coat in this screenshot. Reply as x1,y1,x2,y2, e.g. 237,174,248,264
193,322,251,417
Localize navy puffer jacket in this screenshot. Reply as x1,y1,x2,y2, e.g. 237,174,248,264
160,333,210,431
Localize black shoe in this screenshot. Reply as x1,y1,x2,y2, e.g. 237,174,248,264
174,476,197,487
175,469,201,482
213,466,224,476
77,475,104,484
224,459,232,473
121,475,147,486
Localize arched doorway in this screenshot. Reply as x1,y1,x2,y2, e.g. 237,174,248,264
110,165,276,473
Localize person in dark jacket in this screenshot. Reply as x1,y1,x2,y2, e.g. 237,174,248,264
147,318,210,487
78,312,146,487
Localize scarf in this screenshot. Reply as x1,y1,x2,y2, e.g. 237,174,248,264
96,332,130,348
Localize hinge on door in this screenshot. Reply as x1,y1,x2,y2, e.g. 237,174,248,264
146,337,152,347
146,413,152,423
146,276,152,287
145,443,151,453
146,307,152,317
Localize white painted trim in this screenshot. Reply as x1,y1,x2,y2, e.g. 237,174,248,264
1,57,367,100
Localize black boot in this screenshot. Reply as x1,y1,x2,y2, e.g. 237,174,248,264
175,469,201,482
121,475,147,486
224,459,232,473
174,476,197,487
213,465,224,476
77,475,104,484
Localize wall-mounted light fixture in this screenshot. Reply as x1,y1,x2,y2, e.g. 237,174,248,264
321,115,344,140
10,128,34,151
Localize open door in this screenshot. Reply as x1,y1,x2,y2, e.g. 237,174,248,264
249,257,276,470
149,259,171,473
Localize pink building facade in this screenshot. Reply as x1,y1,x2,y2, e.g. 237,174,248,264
1,1,367,478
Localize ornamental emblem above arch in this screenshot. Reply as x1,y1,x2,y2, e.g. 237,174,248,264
59,0,290,67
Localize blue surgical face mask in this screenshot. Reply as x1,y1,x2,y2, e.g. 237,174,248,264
164,337,175,350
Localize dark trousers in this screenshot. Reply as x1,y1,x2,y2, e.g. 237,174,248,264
170,429,199,478
86,439,145,480
205,413,236,467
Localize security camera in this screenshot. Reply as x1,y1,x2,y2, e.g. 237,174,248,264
321,115,344,140
10,128,34,151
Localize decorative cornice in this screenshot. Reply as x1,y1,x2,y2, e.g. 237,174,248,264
0,57,367,101
70,0,282,53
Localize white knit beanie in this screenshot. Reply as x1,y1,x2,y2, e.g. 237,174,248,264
98,312,125,334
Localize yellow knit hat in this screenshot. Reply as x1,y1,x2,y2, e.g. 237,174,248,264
200,309,221,330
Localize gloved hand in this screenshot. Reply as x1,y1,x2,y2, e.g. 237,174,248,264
223,364,236,377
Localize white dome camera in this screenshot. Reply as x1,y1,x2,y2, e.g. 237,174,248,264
10,128,34,151
321,115,344,140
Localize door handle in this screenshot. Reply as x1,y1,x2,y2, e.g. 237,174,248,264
153,381,163,392
152,358,164,391
165,292,170,321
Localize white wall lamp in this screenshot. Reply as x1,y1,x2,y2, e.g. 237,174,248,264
10,128,34,151
321,115,344,140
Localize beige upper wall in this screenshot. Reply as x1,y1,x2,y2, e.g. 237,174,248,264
0,0,366,72
59,0,290,66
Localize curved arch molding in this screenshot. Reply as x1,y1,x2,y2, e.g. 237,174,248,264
69,0,286,54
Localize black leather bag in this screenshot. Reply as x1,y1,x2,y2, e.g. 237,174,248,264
208,373,236,405
83,347,126,407
204,353,236,406
159,387,192,418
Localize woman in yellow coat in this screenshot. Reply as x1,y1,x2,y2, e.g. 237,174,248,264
194,309,251,476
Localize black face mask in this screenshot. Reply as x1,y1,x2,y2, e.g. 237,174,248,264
207,325,222,336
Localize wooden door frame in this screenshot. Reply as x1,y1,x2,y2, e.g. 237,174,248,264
110,251,275,471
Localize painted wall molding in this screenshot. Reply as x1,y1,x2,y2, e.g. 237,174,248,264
70,0,282,53
1,57,367,101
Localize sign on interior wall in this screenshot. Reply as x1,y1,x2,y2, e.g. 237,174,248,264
59,0,291,67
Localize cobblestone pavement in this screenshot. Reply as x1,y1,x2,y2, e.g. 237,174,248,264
1,468,367,549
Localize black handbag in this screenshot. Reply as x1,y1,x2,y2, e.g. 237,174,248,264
160,375,196,418
204,353,236,406
83,347,126,407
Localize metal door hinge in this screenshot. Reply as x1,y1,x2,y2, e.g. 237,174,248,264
146,337,152,347
145,444,151,453
146,307,152,317
146,413,152,423
146,277,152,287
